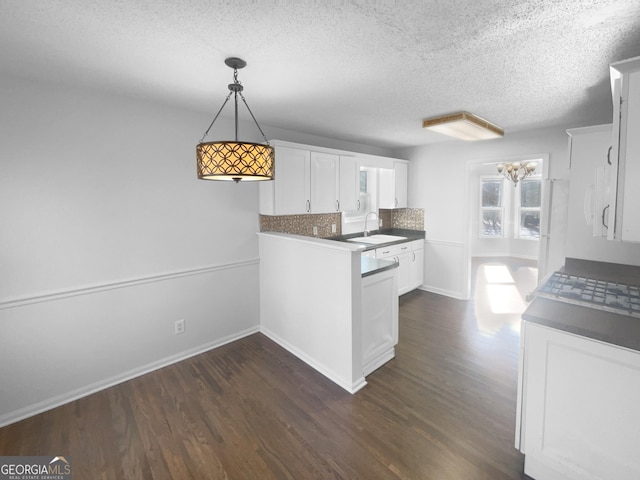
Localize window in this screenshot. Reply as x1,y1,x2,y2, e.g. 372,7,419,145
517,177,541,239
480,177,504,237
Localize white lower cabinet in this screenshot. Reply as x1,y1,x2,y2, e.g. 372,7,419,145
518,321,640,480
409,242,424,290
361,267,398,376
375,240,424,295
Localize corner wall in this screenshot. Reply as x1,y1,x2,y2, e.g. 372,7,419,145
0,76,264,426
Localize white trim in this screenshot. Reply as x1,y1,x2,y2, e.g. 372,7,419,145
424,239,465,247
471,253,539,261
418,285,466,300
260,326,367,394
0,259,260,310
0,326,260,428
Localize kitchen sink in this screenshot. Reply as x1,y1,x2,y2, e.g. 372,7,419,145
347,234,407,245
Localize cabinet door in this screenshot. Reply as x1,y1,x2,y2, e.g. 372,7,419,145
339,156,359,212
396,251,412,295
362,268,398,375
394,162,408,208
310,151,339,213
522,322,640,480
378,168,395,209
608,58,640,242
409,243,424,290
618,69,640,241
379,162,408,209
268,146,310,215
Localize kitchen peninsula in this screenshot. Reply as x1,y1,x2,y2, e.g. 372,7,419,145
257,231,422,392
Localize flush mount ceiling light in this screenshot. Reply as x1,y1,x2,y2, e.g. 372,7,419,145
497,161,537,186
422,112,504,141
196,57,274,183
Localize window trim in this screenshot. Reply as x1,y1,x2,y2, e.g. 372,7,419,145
479,175,505,238
515,175,542,240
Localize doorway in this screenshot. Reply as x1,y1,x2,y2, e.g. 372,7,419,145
464,155,549,302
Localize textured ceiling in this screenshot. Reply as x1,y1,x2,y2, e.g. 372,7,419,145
2,0,640,149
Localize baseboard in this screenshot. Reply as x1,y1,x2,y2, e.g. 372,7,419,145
418,285,466,300
363,348,395,377
260,327,367,394
0,326,260,428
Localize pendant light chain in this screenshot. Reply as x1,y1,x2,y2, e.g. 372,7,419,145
198,65,268,145
239,91,270,146
199,90,232,143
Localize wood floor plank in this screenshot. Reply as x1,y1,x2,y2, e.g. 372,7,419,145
1,268,532,479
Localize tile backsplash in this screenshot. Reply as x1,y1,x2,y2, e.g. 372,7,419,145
259,213,342,238
260,208,424,238
383,208,425,230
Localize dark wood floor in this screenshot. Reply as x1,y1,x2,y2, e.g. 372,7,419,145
0,275,532,479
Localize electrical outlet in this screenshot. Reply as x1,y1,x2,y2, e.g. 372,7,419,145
379,219,383,227
331,224,336,234
175,319,185,335
313,226,318,236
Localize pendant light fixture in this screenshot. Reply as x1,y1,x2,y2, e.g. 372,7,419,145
196,57,274,183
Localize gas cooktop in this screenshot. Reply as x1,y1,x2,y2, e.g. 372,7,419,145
537,271,640,318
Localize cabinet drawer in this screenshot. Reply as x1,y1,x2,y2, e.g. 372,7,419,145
410,239,424,250
376,242,412,258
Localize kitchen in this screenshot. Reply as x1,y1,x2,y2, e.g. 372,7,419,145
2,1,640,479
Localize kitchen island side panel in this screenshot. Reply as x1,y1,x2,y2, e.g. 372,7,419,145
257,233,365,393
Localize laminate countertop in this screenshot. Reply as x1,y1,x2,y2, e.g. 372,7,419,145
523,258,640,352
330,228,426,252
361,256,398,278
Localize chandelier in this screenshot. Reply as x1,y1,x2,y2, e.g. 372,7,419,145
196,57,274,183
497,161,537,186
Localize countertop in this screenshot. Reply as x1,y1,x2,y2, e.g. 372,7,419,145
523,258,640,352
361,256,398,278
330,228,426,251
331,228,425,277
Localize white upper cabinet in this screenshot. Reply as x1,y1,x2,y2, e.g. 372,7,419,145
379,161,408,209
260,140,407,216
339,156,360,212
394,162,408,208
608,56,640,242
260,145,310,215
310,151,340,213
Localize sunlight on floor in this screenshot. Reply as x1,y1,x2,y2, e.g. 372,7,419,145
483,265,515,284
486,284,527,314
473,259,538,336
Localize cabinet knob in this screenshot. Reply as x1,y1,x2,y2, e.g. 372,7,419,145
336,200,340,211
306,200,311,212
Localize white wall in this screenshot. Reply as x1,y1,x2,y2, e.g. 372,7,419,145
397,126,571,299
0,75,393,427
0,76,266,425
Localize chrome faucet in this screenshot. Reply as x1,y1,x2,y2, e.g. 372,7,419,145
363,211,378,236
